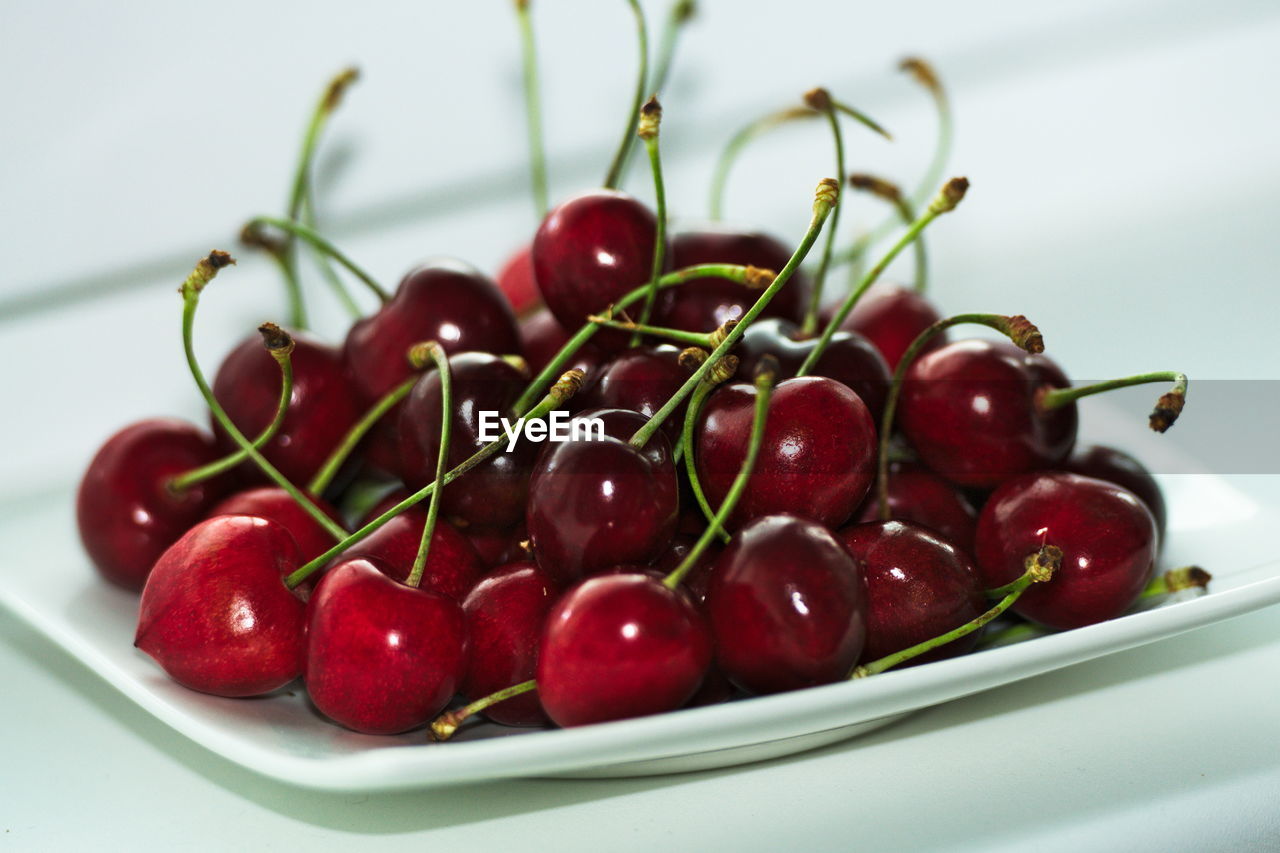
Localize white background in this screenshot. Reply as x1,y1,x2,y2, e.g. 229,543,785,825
1,0,1279,849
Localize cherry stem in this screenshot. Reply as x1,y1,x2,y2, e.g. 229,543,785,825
429,679,538,742
178,253,348,542
306,375,419,496
708,107,815,220
301,192,362,319
245,216,390,304
666,358,776,589
1037,372,1189,434
874,312,1044,521
601,0,649,191
513,0,549,218
406,343,453,589
852,545,1061,678
627,179,839,449
846,173,927,293
167,325,294,493
650,0,696,94
632,97,668,344
510,263,770,415
589,315,733,350
680,379,731,543
796,176,969,378
285,370,587,588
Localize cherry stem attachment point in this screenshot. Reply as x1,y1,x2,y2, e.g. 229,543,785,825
429,679,538,742
632,96,668,345
244,216,390,304
514,0,549,218
306,375,419,496
602,0,649,190
1036,372,1188,433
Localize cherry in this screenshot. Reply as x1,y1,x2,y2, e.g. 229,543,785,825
854,462,977,554
211,330,360,487
652,534,722,604
495,243,541,316
305,557,468,734
695,376,876,529
77,418,227,590
835,283,945,370
536,572,712,727
527,408,679,585
836,520,985,664
706,514,866,694
207,486,342,565
460,561,558,726
573,344,693,440
135,515,306,697
519,307,607,382
531,189,662,350
974,471,1157,630
337,508,483,601
463,522,529,568
1065,444,1166,540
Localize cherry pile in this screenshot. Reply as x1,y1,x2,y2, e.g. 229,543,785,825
77,5,1209,742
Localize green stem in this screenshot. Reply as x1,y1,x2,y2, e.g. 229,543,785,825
847,174,927,293
407,344,453,589
246,216,390,303
800,94,844,337
1037,372,1188,434
681,380,730,542
306,375,419,495
602,0,649,190
589,315,715,348
650,0,695,94
708,107,816,220
302,190,362,318
514,0,549,218
632,97,667,344
429,679,538,742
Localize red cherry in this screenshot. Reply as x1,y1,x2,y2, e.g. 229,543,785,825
460,561,558,726
519,307,608,381
898,339,1077,488
532,189,662,350
854,462,977,554
211,331,360,487
495,243,541,316
207,486,342,564
836,520,985,664
696,376,876,530
652,533,722,604
707,514,866,694
536,572,712,727
77,418,227,590
1065,444,1166,539
573,344,692,440
305,557,468,734
338,508,484,601
135,515,305,697
836,283,945,370
463,522,529,568
974,472,1157,630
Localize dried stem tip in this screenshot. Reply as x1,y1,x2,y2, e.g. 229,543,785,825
239,222,285,256
705,354,740,385
743,265,776,290
928,177,969,214
848,173,903,202
707,319,738,349
428,709,465,742
753,353,780,385
323,67,360,112
898,57,943,94
679,347,709,370
1024,544,1063,584
638,96,663,140
1002,315,1044,354
673,0,697,22
406,340,445,370
803,87,833,112
550,368,587,403
814,178,840,211
1149,388,1186,433
179,250,235,295
257,322,295,356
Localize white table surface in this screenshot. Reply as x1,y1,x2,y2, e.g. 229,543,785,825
2,1,1279,849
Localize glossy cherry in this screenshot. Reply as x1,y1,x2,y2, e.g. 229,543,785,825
836,520,985,664
707,514,866,694
898,339,1077,488
206,486,343,566
854,462,978,554
305,557,468,734
573,344,692,441
834,282,945,370
77,418,227,590
1065,444,1166,539
495,243,541,316
463,522,529,568
135,515,305,696
536,572,712,727
460,561,558,726
337,508,484,601
696,376,876,530
974,472,1157,630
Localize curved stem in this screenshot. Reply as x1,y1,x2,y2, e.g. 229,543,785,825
708,107,816,220
875,313,1044,520
301,190,362,318
847,174,926,292
602,0,649,190
306,375,419,495
800,95,844,337
589,315,715,348
628,179,839,449
407,344,453,589
246,216,390,303
632,97,667,344
429,679,538,742
1037,372,1188,433
681,381,730,543
514,0,549,218
178,253,348,542
650,0,695,94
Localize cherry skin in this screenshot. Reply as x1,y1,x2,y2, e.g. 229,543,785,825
135,515,305,697
519,307,608,382
573,344,692,441
532,189,662,351
206,487,343,594
652,534,723,604
652,225,810,333
495,243,541,316
338,508,484,602
1065,444,1166,540
536,572,712,727
707,514,866,694
836,520,986,664
463,522,529,568
77,418,227,590
399,351,536,529
696,376,877,530
306,557,468,734
527,409,679,585
732,317,891,424
211,330,360,487
974,472,1157,630
898,339,1077,489
834,282,945,370
461,561,558,726
854,462,978,554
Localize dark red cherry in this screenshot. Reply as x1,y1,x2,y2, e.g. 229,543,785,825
399,352,535,529
898,339,1077,488
77,418,227,590
732,317,891,424
536,572,712,727
532,189,662,351
207,486,342,568
974,472,1157,630
211,330,360,487
836,520,985,664
707,514,866,694
1065,445,1166,540
836,283,945,370
463,522,529,568
461,561,558,726
306,557,468,734
135,515,305,697
495,243,541,316
527,409,679,585
652,534,722,604
573,344,692,440
854,462,977,554
519,307,608,381
338,508,484,601
696,376,876,530
652,226,809,333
